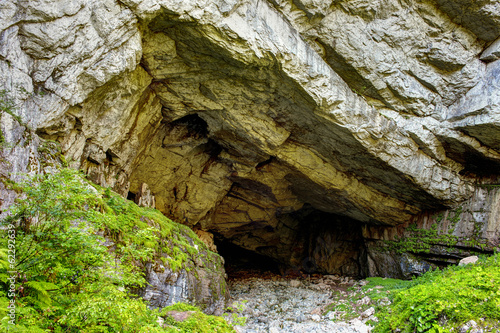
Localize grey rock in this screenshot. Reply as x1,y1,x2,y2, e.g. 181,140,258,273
360,307,375,319
357,296,371,306
459,256,479,266
140,234,229,315
296,314,306,323
459,320,482,333
432,0,500,41
311,314,321,322
228,277,371,333
481,37,500,62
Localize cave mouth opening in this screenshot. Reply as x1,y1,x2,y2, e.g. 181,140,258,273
213,235,283,279
212,206,368,280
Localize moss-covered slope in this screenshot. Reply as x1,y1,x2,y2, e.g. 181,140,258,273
0,168,230,332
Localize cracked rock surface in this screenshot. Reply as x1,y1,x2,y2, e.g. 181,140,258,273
1,0,500,278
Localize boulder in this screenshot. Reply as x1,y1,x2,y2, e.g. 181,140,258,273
459,256,479,266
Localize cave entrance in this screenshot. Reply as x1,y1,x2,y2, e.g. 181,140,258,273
213,235,283,279
212,207,367,280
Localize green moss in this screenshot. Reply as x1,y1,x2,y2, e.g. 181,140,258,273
434,213,444,223
384,223,461,254
384,206,490,255
477,184,500,191
94,183,224,276
37,139,68,167
362,277,411,299
447,206,462,230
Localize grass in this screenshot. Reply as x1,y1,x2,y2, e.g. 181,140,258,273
372,254,500,332
161,303,235,333
323,255,500,332
362,277,411,301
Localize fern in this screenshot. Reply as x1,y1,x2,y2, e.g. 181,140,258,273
25,281,58,307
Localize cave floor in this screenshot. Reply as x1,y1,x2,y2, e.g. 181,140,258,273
223,269,378,333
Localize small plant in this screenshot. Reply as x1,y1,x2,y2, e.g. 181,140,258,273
0,90,22,124
224,300,248,326
0,89,27,148
162,303,236,332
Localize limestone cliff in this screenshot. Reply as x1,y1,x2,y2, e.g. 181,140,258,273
1,0,500,279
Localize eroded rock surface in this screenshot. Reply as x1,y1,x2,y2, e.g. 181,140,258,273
1,0,500,278
139,227,229,315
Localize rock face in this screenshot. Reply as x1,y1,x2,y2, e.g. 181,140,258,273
1,0,500,278
139,224,229,315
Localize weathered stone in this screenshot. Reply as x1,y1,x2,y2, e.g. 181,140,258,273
139,226,229,315
480,37,500,62
360,307,375,319
135,182,156,208
273,0,485,115
431,0,500,41
459,320,480,333
448,60,500,156
364,186,500,277
195,229,218,253
357,296,371,306
2,0,500,280
459,256,479,266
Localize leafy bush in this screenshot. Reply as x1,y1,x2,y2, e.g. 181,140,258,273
0,168,233,332
374,254,500,332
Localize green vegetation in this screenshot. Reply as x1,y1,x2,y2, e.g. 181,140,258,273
0,89,28,149
324,301,361,322
0,168,232,332
477,184,500,192
223,300,247,326
370,255,500,332
447,206,462,230
0,90,22,125
384,210,488,255
0,89,15,145
385,222,461,254
161,303,235,332
384,206,487,254
362,277,411,301
37,140,69,168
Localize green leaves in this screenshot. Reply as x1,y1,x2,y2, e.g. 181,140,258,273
24,281,58,307
374,254,500,332
0,168,232,332
161,303,235,333
60,282,158,332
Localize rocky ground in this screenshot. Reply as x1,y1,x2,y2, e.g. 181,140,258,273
224,270,379,333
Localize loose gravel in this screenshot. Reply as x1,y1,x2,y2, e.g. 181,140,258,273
225,273,375,333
